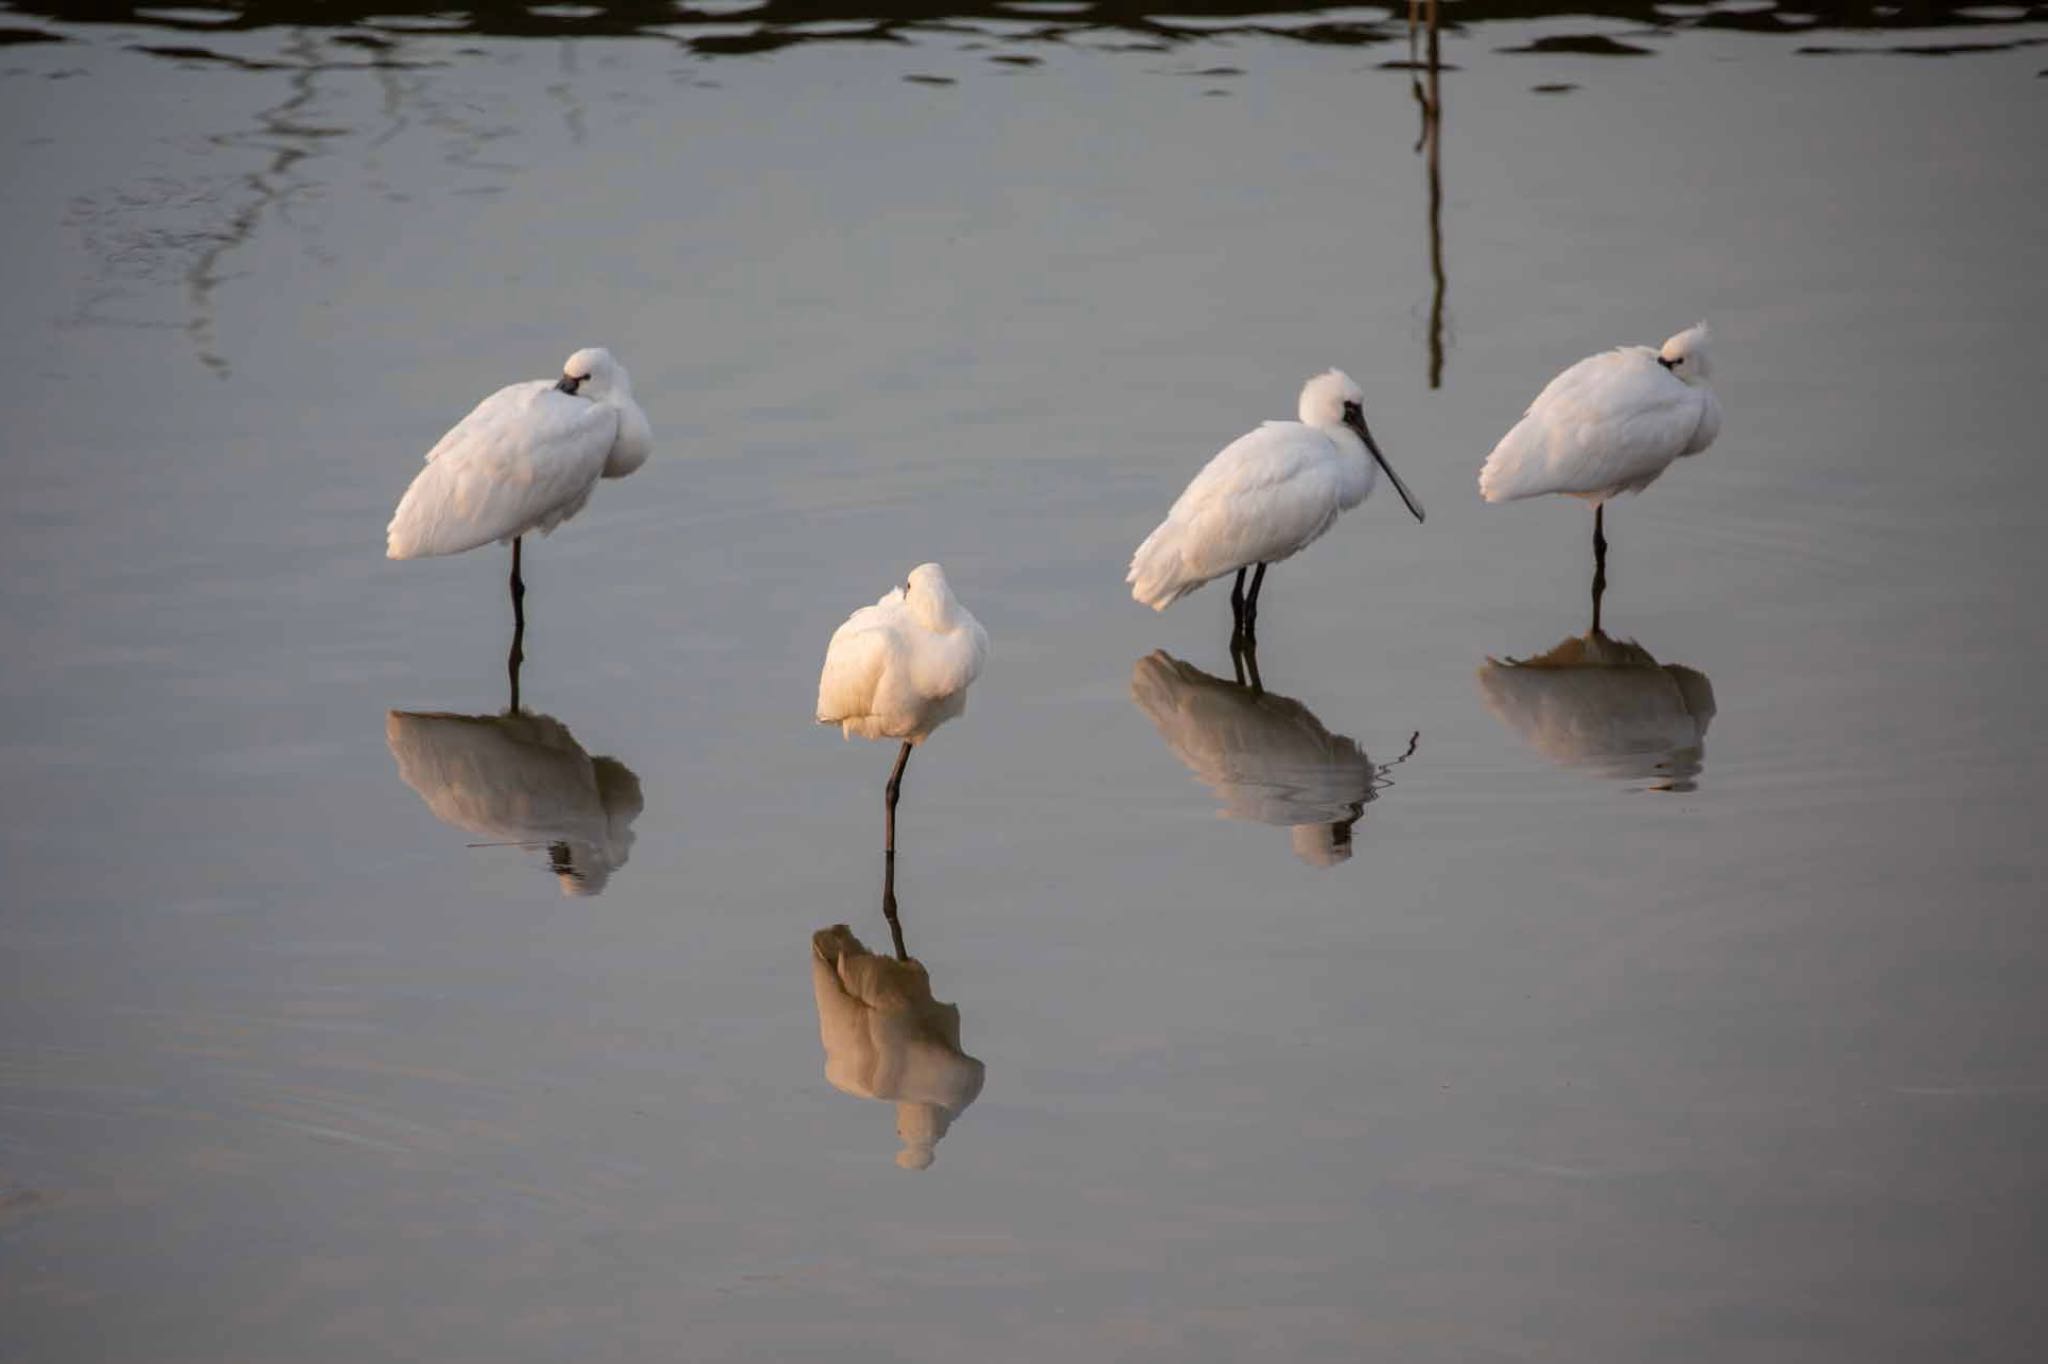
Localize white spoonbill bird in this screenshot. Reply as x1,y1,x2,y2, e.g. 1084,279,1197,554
1128,369,1424,644
386,346,653,644
816,564,988,853
1479,323,1719,626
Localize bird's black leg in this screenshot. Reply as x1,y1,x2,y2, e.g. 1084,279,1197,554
883,850,907,962
507,536,527,713
1243,563,1268,646
884,740,914,856
1230,567,1248,641
1591,506,1608,636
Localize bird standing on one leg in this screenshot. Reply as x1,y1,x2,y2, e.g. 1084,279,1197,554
387,347,653,694
816,564,988,856
1128,369,1425,649
1478,323,1720,628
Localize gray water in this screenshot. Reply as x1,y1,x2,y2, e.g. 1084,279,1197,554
3,5,2046,1360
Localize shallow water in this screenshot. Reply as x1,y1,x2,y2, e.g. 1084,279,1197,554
3,3,2046,1359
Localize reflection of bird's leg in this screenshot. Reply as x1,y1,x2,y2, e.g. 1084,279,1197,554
507,536,526,713
1231,633,1264,695
883,850,907,961
1591,504,1608,635
1332,804,1364,855
884,740,914,855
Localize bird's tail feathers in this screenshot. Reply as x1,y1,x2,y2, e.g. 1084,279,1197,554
1127,523,1204,612
1477,428,1543,504
815,627,890,731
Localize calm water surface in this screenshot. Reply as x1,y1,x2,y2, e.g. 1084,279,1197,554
3,3,2045,1359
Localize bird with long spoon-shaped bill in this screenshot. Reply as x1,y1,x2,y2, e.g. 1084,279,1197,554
1478,323,1719,630
386,347,653,690
816,564,988,856
1127,369,1424,647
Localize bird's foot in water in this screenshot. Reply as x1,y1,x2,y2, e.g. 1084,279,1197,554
1229,632,1264,693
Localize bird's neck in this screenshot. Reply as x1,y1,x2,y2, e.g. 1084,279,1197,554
909,593,961,634
603,398,653,479
1326,425,1375,509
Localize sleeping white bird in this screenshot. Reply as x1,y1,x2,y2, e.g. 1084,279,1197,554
1479,323,1720,616
816,563,988,853
1128,369,1424,644
386,346,653,630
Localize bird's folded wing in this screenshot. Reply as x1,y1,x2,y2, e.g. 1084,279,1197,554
1482,352,1697,500
388,383,619,558
1165,423,1321,518
910,615,988,701
1164,426,1344,576
816,613,898,723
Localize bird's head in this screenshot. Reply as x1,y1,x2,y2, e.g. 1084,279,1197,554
901,562,960,630
1298,368,1366,429
1300,368,1426,524
555,346,629,399
1656,323,1712,384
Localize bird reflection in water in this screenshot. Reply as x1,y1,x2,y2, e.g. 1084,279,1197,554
811,879,985,1170
385,709,643,895
1478,630,1717,792
1131,650,1416,867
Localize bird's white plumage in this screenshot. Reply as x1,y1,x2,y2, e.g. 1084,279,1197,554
816,564,988,744
387,347,652,559
1129,369,1413,611
1479,323,1719,505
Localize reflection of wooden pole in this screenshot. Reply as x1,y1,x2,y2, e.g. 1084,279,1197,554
1425,0,1445,389
1421,0,1445,390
